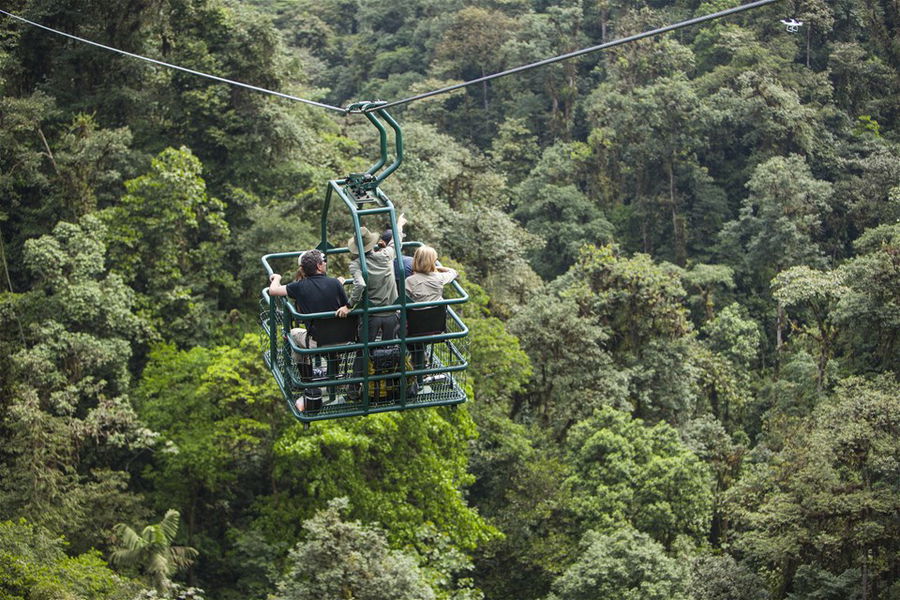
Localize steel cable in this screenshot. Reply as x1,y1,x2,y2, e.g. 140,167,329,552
2,0,782,115
367,0,783,112
0,8,347,113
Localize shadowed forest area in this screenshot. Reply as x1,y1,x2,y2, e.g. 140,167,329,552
1,0,898,598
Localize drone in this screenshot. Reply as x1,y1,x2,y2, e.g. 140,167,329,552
780,18,803,33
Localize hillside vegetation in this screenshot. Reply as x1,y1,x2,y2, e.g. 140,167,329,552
1,0,898,599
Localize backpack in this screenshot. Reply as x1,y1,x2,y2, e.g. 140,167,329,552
367,346,419,400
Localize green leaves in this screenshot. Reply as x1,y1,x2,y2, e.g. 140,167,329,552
467,316,532,403
545,527,690,600
136,334,282,503
720,154,833,290
565,407,713,547
0,215,153,551
729,375,900,597
272,498,436,600
111,510,198,594
273,408,496,552
0,519,143,600
102,146,231,344
1,1,898,598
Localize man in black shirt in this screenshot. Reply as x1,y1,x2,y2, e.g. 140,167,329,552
269,249,349,337
268,249,350,410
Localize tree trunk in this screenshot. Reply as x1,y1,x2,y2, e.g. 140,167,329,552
703,289,714,321
710,387,720,420
0,227,27,347
775,301,785,377
601,7,608,42
563,61,577,140
668,158,686,266
806,22,811,68
861,552,868,600
709,508,722,547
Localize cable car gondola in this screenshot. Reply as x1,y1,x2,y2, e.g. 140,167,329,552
260,102,469,423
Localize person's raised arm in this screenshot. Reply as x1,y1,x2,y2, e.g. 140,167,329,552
268,273,288,296
436,266,458,285
395,213,407,244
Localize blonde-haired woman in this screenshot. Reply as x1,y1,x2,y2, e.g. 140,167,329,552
404,246,457,378
405,246,458,303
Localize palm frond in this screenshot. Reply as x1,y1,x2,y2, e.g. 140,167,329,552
158,509,181,542
112,523,146,556
170,545,199,571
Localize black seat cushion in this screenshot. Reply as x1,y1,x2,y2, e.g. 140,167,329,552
312,315,359,346
407,305,447,336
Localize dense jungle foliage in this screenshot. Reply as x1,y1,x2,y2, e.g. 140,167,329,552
1,0,898,598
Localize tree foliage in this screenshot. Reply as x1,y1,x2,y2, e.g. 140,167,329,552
544,527,690,600
729,375,900,599
0,518,143,600
565,406,713,547
1,0,899,598
272,498,435,600
111,510,198,595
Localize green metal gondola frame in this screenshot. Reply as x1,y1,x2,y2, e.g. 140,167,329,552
260,102,470,423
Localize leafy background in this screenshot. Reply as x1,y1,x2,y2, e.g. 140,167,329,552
1,0,898,598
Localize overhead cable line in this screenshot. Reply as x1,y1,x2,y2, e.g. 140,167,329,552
367,0,783,112
2,0,781,116
0,8,347,113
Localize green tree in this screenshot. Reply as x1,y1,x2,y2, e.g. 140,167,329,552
0,519,143,600
694,301,762,432
42,113,134,219
467,316,532,405
683,416,750,547
0,96,133,291
689,554,768,600
508,291,626,435
833,220,900,371
836,142,900,240
271,409,497,553
729,375,900,599
585,72,705,264
564,244,700,422
1,0,156,124
510,244,707,429
565,407,713,547
683,263,736,323
701,302,762,369
101,146,230,344
133,0,321,192
719,154,833,283
388,121,541,314
489,117,540,182
828,43,895,126
272,498,436,600
513,141,614,279
544,527,690,600
133,334,285,596
772,265,848,390
498,4,589,141
111,510,198,595
433,7,516,112
0,216,153,552
467,408,575,600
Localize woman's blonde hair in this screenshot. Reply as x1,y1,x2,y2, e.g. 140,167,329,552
413,245,438,273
